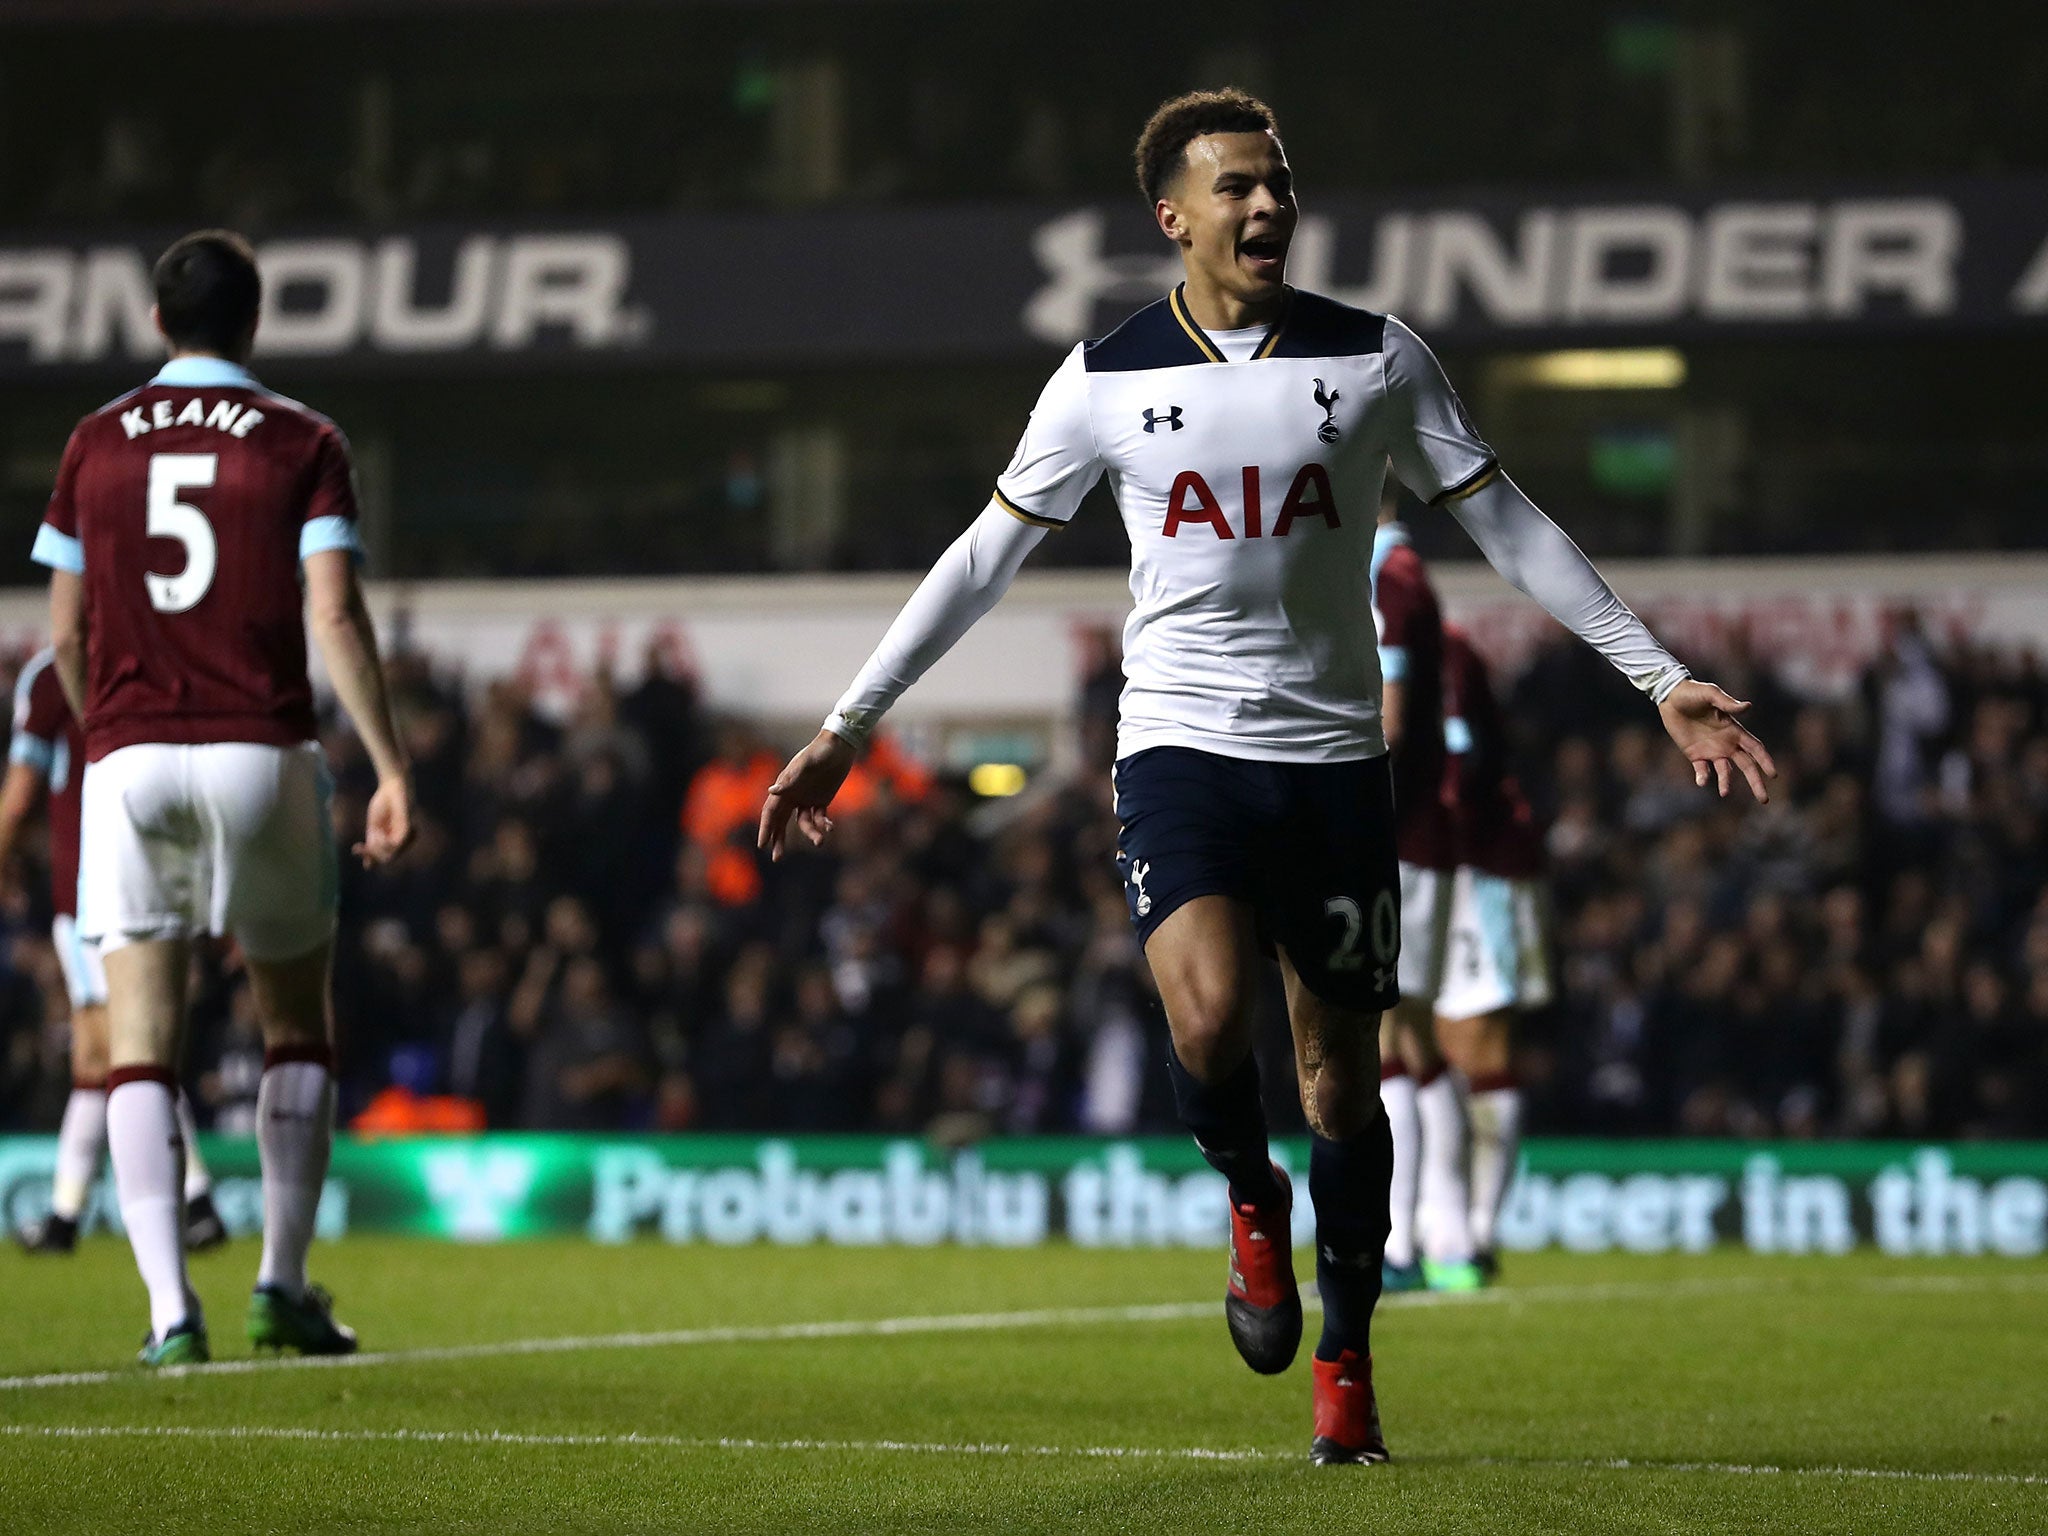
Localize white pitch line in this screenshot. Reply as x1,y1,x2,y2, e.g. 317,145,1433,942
0,1300,1219,1393
3,1424,2044,1490
3,1269,2044,1394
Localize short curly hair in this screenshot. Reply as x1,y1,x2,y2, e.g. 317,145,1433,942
1133,88,1279,206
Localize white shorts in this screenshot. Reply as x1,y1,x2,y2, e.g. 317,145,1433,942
51,913,107,1010
79,741,338,963
1435,867,1555,1020
1397,862,1454,1006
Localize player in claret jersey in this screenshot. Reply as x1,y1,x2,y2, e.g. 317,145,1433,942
4,648,226,1256
758,91,1774,1463
1435,624,1555,1278
33,230,415,1366
1371,507,1482,1294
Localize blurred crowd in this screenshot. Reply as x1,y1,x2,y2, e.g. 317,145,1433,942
1,613,2045,1143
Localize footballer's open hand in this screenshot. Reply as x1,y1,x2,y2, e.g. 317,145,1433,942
1658,679,1778,803
758,729,858,862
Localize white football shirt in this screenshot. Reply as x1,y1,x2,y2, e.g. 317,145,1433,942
994,285,1496,763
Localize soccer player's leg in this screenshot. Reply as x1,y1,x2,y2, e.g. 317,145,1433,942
241,944,352,1355
174,1086,229,1253
1146,896,1300,1373
1118,747,1297,1374
16,923,109,1255
1377,1010,1424,1292
1265,754,1403,1465
214,742,354,1356
102,939,208,1365
1278,963,1393,1466
1437,1005,1517,1275
1436,868,1527,1278
1390,862,1481,1291
85,746,209,1365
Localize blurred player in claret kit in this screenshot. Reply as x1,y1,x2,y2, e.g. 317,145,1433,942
4,647,227,1256
757,90,1774,1463
32,230,415,1366
1434,623,1554,1279
1370,502,1482,1294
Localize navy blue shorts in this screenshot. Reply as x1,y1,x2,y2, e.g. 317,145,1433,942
1112,746,1401,1013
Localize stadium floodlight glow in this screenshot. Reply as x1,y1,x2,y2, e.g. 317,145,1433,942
1499,349,1688,390
968,763,1028,798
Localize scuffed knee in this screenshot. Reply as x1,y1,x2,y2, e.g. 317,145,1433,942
1301,1062,1385,1141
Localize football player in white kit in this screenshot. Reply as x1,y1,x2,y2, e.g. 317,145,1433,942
758,89,1774,1464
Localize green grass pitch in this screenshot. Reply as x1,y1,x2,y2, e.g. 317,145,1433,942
2,1238,2044,1533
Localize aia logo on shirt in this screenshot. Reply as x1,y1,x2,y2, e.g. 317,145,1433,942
1162,464,1339,540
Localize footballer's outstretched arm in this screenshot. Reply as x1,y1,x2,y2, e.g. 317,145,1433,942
1382,315,1775,802
304,549,416,867
758,501,1047,861
1445,473,1776,802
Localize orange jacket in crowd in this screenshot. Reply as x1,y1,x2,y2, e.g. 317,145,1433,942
680,736,932,907
350,1086,488,1135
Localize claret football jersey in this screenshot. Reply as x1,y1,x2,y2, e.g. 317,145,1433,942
10,648,84,916
1372,519,1455,870
995,286,1494,764
32,357,363,761
1442,624,1545,880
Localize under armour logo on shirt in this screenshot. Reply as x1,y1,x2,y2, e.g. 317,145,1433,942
1142,407,1184,434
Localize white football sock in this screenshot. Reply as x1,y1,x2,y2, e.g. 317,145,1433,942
51,1085,108,1221
175,1092,213,1200
1380,1067,1420,1268
107,1076,196,1340
1415,1068,1474,1265
257,1058,335,1298
1467,1082,1523,1254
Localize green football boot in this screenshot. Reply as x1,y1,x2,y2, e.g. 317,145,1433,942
247,1283,358,1356
1422,1257,1488,1293
138,1318,210,1368
1381,1257,1426,1293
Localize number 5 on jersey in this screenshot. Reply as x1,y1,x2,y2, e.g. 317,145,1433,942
146,452,218,614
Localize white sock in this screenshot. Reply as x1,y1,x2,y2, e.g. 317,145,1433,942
1380,1068,1421,1268
1467,1082,1523,1254
1415,1068,1474,1264
175,1092,213,1200
107,1076,196,1340
51,1085,108,1221
257,1058,335,1298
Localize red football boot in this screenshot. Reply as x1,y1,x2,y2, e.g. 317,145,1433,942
1310,1349,1391,1465
1224,1163,1301,1375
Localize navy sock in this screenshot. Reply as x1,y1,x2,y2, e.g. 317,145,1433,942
1311,1112,1394,1361
1165,1040,1282,1208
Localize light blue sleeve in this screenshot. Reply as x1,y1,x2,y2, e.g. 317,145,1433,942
299,515,364,564
31,524,83,573
9,733,53,773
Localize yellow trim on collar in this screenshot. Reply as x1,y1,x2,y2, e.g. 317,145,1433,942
1169,286,1226,364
